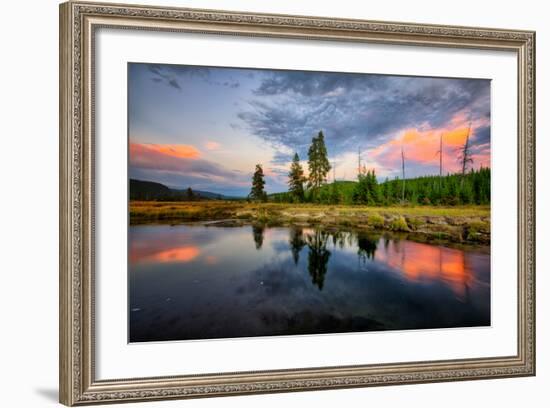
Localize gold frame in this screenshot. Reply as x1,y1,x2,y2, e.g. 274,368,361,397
59,1,536,405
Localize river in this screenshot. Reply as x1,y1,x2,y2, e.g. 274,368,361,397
129,224,490,342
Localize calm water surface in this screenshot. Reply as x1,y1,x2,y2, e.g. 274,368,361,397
129,224,490,342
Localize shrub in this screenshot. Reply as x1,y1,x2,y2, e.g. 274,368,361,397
367,213,385,228
390,216,410,232
406,217,423,230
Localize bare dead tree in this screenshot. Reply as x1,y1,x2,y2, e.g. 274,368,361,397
357,146,362,177
401,145,406,202
459,120,474,188
436,133,443,191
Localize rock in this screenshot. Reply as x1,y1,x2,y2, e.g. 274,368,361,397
425,216,447,225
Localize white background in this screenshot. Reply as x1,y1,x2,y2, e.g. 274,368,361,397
96,28,517,379
0,0,547,407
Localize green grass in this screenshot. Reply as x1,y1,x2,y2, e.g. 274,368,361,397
129,201,490,244
130,201,489,222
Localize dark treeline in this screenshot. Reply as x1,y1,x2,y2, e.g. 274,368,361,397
378,167,491,206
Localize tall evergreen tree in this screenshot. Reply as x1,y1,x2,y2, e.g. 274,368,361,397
249,164,267,202
307,131,331,200
288,153,306,202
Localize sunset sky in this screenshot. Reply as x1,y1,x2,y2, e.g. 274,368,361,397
129,63,491,197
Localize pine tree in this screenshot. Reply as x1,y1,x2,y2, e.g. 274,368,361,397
288,153,306,202
307,131,331,201
185,187,195,201
249,164,267,202
353,167,379,205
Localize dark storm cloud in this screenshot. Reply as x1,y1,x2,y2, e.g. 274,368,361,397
145,64,241,92
254,71,387,97
146,64,207,91
239,70,491,160
473,125,491,146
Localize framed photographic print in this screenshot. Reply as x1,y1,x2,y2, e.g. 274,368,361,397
59,1,536,405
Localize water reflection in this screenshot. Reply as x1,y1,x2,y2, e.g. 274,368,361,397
357,233,378,262
305,230,331,290
252,225,265,250
288,227,306,265
129,224,490,342
375,239,475,300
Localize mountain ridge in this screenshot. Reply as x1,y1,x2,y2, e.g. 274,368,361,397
129,179,241,200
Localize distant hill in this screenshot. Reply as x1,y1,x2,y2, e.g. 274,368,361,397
171,188,224,200
130,179,240,201
130,179,172,200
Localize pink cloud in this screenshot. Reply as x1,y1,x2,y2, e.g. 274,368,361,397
368,113,490,174
129,142,249,186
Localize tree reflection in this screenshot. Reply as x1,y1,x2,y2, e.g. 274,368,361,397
252,225,265,250
357,233,379,262
306,230,332,290
288,227,306,265
330,231,350,249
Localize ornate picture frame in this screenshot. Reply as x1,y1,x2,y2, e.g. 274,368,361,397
59,1,535,405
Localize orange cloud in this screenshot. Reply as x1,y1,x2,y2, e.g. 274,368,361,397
130,143,200,160
368,113,490,174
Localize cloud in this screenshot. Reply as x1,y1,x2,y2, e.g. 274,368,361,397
238,70,491,166
144,63,241,91
131,143,200,160
168,79,181,90
223,80,240,88
473,125,491,146
270,151,295,165
129,142,250,193
368,112,490,176
145,64,212,91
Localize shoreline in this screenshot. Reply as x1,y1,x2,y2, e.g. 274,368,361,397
129,201,490,245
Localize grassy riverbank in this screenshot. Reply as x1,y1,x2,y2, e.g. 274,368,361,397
130,201,490,244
